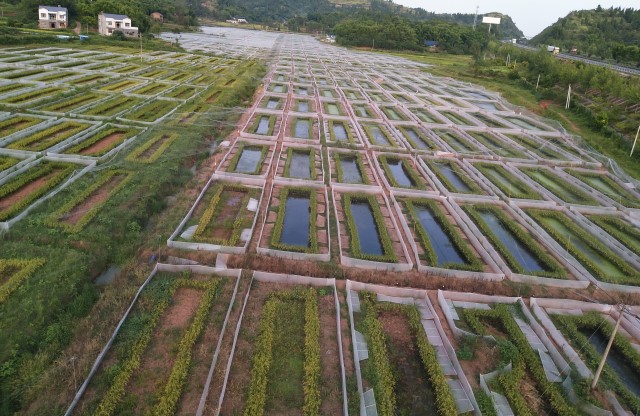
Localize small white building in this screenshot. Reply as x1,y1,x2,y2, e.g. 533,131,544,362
98,12,138,38
38,5,68,29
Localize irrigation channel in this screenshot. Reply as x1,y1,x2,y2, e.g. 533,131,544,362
350,201,384,255
279,195,311,247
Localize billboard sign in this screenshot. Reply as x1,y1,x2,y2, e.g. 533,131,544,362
482,16,502,25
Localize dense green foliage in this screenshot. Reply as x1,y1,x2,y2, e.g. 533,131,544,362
531,6,640,65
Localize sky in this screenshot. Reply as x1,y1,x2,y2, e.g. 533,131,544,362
392,1,639,37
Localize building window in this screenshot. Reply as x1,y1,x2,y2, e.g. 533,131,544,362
125,23,130,27
40,13,46,18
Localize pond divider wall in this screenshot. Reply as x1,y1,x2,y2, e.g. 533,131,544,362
331,184,413,271
256,180,331,262
167,173,265,253
64,263,242,416
0,157,95,231
390,190,504,281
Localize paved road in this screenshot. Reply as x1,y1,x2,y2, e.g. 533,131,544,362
508,42,640,76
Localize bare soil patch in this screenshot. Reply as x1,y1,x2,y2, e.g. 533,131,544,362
79,132,125,155
63,174,126,225
0,170,60,212
318,294,343,415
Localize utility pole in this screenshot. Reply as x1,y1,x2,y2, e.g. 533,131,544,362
565,84,572,109
535,74,541,91
472,5,479,30
591,305,625,390
630,124,640,157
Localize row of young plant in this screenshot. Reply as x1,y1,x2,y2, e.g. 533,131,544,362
283,148,317,180
165,85,198,100
243,288,321,416
551,312,640,412
359,293,458,416
461,305,579,415
0,258,46,304
192,183,253,246
228,143,268,175
2,87,63,106
424,159,484,194
473,163,541,200
131,82,172,96
0,161,76,221
0,155,19,173
343,193,397,263
64,126,138,157
525,209,640,285
9,121,89,152
100,79,140,93
270,187,319,253
94,277,220,416
334,152,369,184
378,155,426,190
40,92,102,113
126,132,179,164
126,99,177,123
520,167,597,205
588,215,640,257
403,198,484,271
0,115,44,138
566,170,640,208
83,96,139,117
464,204,567,279
45,170,132,233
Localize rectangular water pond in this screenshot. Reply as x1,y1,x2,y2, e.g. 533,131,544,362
337,155,365,184
520,168,597,205
413,205,466,266
568,171,640,208
474,163,540,200
382,157,419,188
292,119,311,139
254,116,272,135
400,127,435,150
233,146,265,174
279,195,311,247
350,200,384,256
365,125,392,146
433,130,477,153
330,121,350,142
287,150,312,179
430,161,474,193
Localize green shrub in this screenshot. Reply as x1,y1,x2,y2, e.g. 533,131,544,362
0,258,46,304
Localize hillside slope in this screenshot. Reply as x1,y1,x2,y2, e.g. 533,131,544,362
531,7,640,65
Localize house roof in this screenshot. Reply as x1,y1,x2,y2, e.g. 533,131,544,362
102,13,130,20
39,5,67,12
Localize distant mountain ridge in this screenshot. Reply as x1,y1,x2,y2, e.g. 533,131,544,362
531,6,640,65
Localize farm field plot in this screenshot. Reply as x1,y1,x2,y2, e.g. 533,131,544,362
431,129,480,154
519,166,599,205
218,141,274,176
121,99,179,123
126,132,179,163
0,86,65,105
397,197,486,272
376,154,431,190
276,146,322,181
72,271,237,416
0,160,78,221
585,214,640,257
5,120,93,152
423,158,486,195
349,289,471,415
396,125,441,151
218,279,343,416
472,162,542,200
566,169,640,208
176,182,261,247
62,125,142,157
259,185,329,256
37,92,106,113
524,209,640,286
79,95,144,118
329,150,378,186
0,155,21,174
0,114,49,139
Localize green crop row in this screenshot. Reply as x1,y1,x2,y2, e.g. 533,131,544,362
464,204,567,279
46,171,133,233
566,170,640,208
0,162,75,221
131,82,169,96
3,87,63,104
95,278,219,416
0,116,41,136
378,155,426,189
152,280,219,415
587,215,640,257
552,312,640,411
497,360,533,416
100,79,140,92
283,148,317,180
228,143,268,175
474,163,541,200
244,288,321,415
9,121,88,151
375,300,458,415
83,96,139,117
1,69,44,79
40,92,101,113
126,100,177,122
425,159,483,194
526,209,640,284
192,183,253,246
165,85,197,99
343,193,397,263
0,155,20,172
334,152,369,184
270,187,318,253
361,294,396,416
64,127,137,157
462,305,579,415
126,133,179,163
520,167,597,205
404,198,484,272
0,258,46,304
